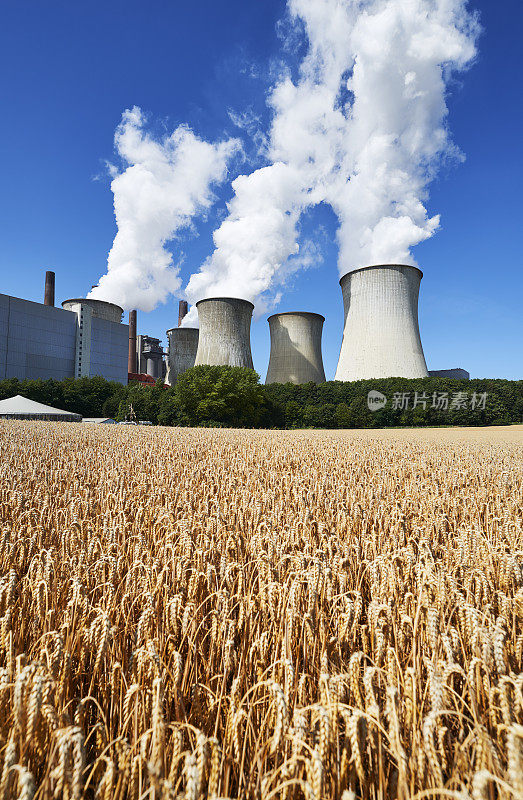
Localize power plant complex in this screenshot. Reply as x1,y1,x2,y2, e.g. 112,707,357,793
0,265,469,386
0,273,128,383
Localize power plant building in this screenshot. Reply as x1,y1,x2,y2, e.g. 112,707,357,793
135,335,165,379
62,298,128,382
194,297,254,369
335,264,429,381
0,275,129,383
266,312,326,384
429,368,470,380
1,267,466,389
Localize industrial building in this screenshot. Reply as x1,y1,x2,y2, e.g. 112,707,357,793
429,368,470,380
136,335,165,379
62,297,128,382
0,272,129,383
335,264,429,381
266,312,326,384
194,297,254,369
127,310,167,383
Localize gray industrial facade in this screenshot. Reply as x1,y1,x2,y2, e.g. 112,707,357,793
0,292,129,383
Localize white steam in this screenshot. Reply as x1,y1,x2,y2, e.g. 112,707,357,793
89,107,239,311
319,0,478,269
185,0,478,317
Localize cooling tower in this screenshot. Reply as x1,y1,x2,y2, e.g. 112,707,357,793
166,327,199,384
335,265,429,381
266,312,326,385
62,298,123,323
194,298,254,369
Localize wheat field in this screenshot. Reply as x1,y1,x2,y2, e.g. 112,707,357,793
0,421,522,800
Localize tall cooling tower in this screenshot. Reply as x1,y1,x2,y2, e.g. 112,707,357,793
166,327,199,384
266,312,326,384
194,298,254,369
335,264,429,381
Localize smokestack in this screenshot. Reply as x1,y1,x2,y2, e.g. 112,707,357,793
128,310,137,374
335,264,428,381
166,327,199,384
194,297,254,369
44,271,55,306
178,300,188,327
266,312,326,385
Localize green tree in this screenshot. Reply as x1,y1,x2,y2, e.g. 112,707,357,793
335,402,352,428
174,366,264,427
284,401,304,429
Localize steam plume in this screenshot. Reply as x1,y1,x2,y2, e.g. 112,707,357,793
185,0,478,317
89,107,239,311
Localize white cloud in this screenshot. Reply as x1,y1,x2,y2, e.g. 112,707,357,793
93,1,479,319
89,107,240,311
184,0,479,316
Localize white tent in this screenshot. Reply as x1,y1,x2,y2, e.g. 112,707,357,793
0,395,82,422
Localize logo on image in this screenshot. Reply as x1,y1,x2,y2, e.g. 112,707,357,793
367,390,387,411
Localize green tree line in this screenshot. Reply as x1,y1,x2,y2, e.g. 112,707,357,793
1,368,521,428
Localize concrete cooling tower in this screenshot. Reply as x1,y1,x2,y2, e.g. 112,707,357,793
194,297,254,369
166,327,199,384
62,298,123,323
266,312,326,385
335,265,429,381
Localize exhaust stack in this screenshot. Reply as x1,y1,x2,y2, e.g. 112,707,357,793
128,310,137,374
194,297,254,369
178,300,188,327
266,312,326,384
335,264,428,381
44,271,55,306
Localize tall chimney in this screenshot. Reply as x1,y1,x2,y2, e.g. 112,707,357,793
128,310,137,374
178,300,188,327
44,271,55,306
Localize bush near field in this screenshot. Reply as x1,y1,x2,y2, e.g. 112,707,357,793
1,369,522,428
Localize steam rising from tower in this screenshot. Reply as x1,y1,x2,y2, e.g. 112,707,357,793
88,1,479,322
186,0,478,313
88,107,239,311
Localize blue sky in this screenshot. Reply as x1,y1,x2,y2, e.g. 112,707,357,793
0,0,521,380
